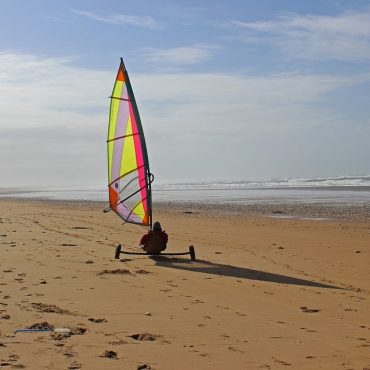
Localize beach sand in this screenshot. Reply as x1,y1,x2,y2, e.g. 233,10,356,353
0,199,369,369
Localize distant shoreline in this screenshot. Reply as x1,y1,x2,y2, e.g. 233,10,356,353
154,201,370,222
1,197,369,222
1,184,370,206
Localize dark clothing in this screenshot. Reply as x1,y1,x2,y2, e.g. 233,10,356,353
140,230,168,254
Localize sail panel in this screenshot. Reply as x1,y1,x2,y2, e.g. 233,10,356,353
107,60,151,226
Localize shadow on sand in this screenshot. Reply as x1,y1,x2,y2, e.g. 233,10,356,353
150,256,342,290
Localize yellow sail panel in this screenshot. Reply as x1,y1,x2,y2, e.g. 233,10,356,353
132,201,145,220
107,140,114,184
120,116,136,176
108,82,123,141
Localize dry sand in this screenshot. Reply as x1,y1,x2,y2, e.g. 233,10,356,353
0,199,369,369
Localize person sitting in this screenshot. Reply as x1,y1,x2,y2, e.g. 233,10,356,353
140,221,168,255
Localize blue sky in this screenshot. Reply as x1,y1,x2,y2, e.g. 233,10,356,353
0,0,369,186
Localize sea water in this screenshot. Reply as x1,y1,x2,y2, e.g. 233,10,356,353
1,175,369,206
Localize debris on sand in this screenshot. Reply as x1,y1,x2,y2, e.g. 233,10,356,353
51,327,86,340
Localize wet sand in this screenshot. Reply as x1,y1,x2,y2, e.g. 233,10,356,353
0,199,369,369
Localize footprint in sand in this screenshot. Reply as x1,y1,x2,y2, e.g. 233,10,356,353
300,306,321,313
135,269,151,274
137,364,152,370
273,357,291,366
88,317,107,323
69,361,82,369
129,333,167,343
62,347,77,358
228,346,245,354
109,339,128,345
12,363,26,369
28,322,54,330
99,350,118,359
30,303,78,316
7,354,20,363
98,269,131,276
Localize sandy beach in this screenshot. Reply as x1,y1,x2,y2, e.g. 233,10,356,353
0,198,369,369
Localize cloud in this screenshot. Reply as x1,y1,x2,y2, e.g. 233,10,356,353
0,53,111,186
135,72,358,134
139,44,219,66
132,71,370,181
0,52,369,185
228,9,370,61
71,9,161,29
0,53,110,130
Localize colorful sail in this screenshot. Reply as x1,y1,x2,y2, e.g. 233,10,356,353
107,59,152,227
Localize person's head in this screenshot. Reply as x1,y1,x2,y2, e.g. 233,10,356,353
153,221,162,231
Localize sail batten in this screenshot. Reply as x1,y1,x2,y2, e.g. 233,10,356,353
107,59,152,227
107,133,139,143
109,96,132,102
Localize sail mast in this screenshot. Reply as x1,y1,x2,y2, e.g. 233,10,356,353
120,59,153,229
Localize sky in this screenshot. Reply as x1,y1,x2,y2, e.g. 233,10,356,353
0,0,369,187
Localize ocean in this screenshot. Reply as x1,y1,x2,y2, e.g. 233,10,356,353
1,175,369,206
